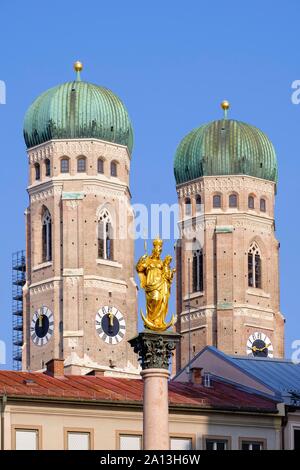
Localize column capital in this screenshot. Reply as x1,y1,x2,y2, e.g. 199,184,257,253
129,330,181,370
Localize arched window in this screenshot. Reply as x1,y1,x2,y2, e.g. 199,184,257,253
185,197,191,216
260,198,266,212
98,208,114,260
248,195,255,209
213,194,221,208
45,159,51,177
35,163,40,181
192,245,203,292
229,193,238,208
61,158,69,173
111,161,117,177
77,157,86,173
195,195,202,213
42,208,52,262
98,158,104,174
248,242,261,288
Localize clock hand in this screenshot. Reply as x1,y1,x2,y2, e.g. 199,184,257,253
38,314,43,328
108,311,114,327
260,343,272,351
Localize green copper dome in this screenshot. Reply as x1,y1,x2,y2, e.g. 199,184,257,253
174,119,277,184
24,77,133,153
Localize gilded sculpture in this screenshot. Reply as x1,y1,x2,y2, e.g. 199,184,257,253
136,238,176,331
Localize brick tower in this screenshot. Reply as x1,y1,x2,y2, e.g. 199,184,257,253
174,102,285,371
22,63,138,376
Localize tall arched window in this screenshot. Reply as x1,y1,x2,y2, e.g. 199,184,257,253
61,157,70,173
98,158,104,174
35,163,41,181
195,195,202,213
45,159,51,177
98,208,114,260
248,195,255,209
42,208,52,262
111,161,117,177
192,245,203,292
260,198,266,212
185,197,191,216
77,157,86,173
213,194,221,208
229,193,238,208
248,242,261,288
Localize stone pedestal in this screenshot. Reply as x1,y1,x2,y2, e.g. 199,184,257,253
129,330,181,450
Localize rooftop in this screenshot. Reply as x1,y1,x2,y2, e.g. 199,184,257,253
0,370,278,413
178,346,300,406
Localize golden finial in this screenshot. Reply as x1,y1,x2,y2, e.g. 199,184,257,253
74,61,83,72
221,100,230,119
73,61,83,81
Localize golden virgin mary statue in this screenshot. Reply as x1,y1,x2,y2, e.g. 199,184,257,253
136,238,176,331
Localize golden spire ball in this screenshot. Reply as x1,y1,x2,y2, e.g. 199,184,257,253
221,100,230,111
74,61,83,72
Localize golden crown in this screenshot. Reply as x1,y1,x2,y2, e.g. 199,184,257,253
153,238,163,248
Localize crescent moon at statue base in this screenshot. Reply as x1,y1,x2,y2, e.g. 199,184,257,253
140,309,176,332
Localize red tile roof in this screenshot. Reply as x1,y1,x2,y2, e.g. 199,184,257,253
0,371,278,413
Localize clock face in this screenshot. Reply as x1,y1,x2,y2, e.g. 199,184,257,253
31,306,54,346
95,306,126,345
246,332,273,358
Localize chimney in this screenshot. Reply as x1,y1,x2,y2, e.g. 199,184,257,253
44,359,65,377
190,367,203,384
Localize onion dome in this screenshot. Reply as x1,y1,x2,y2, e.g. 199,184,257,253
174,101,277,185
24,62,133,154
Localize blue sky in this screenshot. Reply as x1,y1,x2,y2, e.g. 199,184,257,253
0,0,299,368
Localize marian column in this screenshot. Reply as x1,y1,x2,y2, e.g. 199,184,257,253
129,239,181,450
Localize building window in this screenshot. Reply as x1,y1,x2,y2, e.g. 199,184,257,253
192,248,203,292
229,193,238,208
170,437,193,450
45,159,51,177
185,197,191,216
205,438,229,450
248,195,255,209
241,440,264,450
260,198,266,212
213,194,221,208
119,434,142,450
77,157,86,173
294,429,300,449
111,161,117,177
42,208,52,262
15,429,39,450
195,195,202,213
35,163,40,181
67,432,91,450
61,158,70,173
98,208,113,260
248,242,261,288
98,158,104,174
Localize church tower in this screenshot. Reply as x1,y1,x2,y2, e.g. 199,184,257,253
174,101,285,371
22,62,139,376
